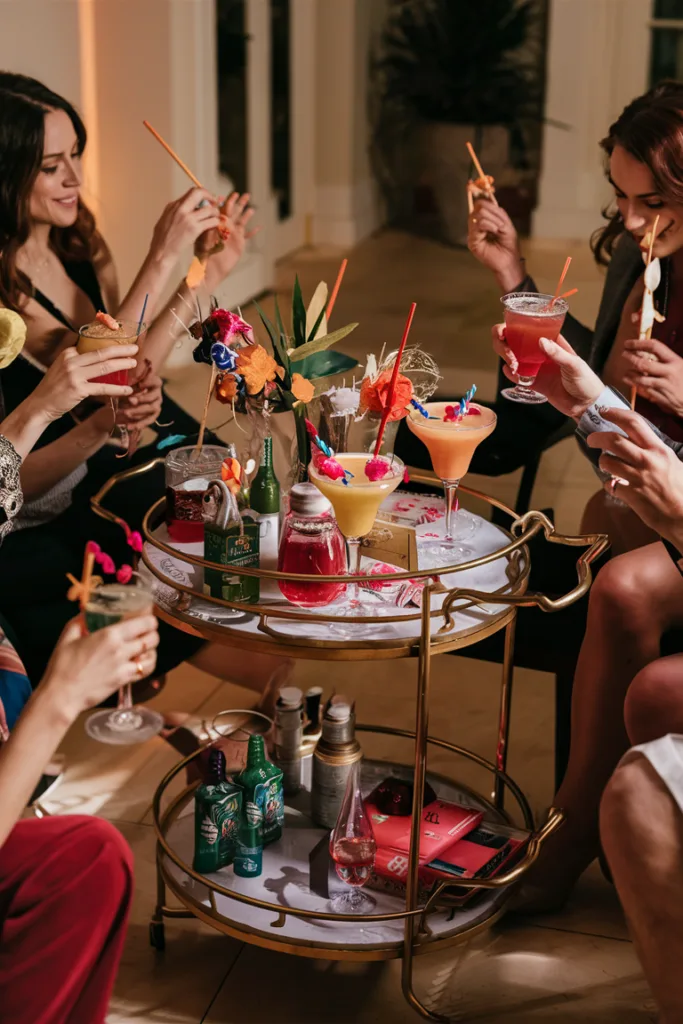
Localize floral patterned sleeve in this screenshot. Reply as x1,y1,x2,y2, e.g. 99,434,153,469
0,435,22,541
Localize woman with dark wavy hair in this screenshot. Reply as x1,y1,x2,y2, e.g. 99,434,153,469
0,73,290,707
463,80,683,554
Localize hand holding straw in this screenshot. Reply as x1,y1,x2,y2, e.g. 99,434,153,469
143,121,204,190
373,302,417,457
631,214,661,409
465,141,498,206
326,258,348,321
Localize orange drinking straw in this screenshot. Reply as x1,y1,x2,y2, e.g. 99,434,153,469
373,302,417,457
550,257,572,306
143,120,204,189
465,141,498,206
326,258,348,321
556,287,578,301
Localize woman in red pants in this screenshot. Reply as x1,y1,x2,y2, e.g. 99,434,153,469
0,613,159,1024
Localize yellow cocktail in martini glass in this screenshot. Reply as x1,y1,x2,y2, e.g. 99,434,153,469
309,452,404,634
407,402,496,563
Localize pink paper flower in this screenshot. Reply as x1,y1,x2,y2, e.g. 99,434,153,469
364,457,390,481
98,554,116,575
403,467,410,484
86,541,101,555
467,405,482,416
444,405,458,423
209,309,254,345
127,531,143,553
319,457,345,480
116,564,133,584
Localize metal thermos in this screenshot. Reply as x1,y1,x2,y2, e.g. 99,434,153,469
273,686,304,795
311,697,362,829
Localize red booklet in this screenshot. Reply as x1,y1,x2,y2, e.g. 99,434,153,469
365,798,483,866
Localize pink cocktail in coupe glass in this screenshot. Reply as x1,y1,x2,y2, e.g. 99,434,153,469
501,292,568,405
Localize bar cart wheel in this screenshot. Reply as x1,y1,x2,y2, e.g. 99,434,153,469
149,920,166,952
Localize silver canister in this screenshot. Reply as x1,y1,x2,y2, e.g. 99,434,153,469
273,686,305,795
311,697,362,829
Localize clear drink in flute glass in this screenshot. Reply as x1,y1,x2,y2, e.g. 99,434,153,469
329,760,377,914
406,402,496,564
83,581,163,745
165,445,235,544
500,292,568,405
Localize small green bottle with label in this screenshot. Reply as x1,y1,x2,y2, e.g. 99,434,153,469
235,735,285,845
193,749,243,873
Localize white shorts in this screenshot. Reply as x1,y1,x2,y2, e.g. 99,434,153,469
621,733,683,814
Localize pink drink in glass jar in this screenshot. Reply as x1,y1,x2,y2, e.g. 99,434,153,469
278,483,347,607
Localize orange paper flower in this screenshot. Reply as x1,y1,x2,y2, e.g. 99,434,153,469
360,370,414,422
185,256,206,289
221,457,242,494
235,344,278,395
215,372,239,404
291,373,314,404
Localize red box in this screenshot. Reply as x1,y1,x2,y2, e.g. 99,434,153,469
365,798,483,867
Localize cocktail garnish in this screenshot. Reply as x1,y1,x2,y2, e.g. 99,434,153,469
409,398,429,418
318,457,346,481
221,457,243,494
403,467,410,483
444,405,458,422
95,311,119,331
364,457,390,481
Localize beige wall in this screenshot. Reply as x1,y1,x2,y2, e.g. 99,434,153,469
0,0,83,107
534,0,651,240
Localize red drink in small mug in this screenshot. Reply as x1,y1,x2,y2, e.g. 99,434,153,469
77,319,141,386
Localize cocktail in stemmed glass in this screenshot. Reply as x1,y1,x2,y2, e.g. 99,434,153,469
308,452,404,635
84,581,164,745
406,401,496,564
500,292,568,405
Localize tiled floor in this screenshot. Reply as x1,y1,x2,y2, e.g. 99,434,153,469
43,231,655,1022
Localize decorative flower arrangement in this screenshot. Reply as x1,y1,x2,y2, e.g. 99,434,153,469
188,275,358,482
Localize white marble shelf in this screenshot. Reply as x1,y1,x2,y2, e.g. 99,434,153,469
142,501,527,651
160,760,518,958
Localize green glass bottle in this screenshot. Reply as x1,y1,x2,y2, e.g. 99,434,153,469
235,734,284,845
249,436,280,570
193,749,242,872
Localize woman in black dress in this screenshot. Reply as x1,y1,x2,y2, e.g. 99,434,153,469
0,74,290,699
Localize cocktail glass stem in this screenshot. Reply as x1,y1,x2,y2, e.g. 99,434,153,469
108,684,144,732
346,537,362,609
443,480,460,542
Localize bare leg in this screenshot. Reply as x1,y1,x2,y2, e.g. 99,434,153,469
601,753,683,1024
515,543,683,909
625,654,683,745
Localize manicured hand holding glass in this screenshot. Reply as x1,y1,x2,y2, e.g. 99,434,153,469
492,324,603,419
45,613,159,721
622,337,683,417
586,407,683,546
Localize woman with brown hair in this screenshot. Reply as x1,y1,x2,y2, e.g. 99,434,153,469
469,81,683,554
0,73,290,705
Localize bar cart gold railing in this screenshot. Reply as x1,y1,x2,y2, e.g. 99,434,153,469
92,459,609,1022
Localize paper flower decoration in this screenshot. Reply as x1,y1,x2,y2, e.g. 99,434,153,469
210,309,253,345
211,341,238,371
221,457,243,495
318,457,345,481
185,256,206,290
291,373,314,404
116,564,133,584
360,370,414,422
215,373,239,404
444,405,458,423
236,344,279,395
0,309,27,370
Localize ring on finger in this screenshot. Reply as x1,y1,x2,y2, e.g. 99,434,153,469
609,476,619,495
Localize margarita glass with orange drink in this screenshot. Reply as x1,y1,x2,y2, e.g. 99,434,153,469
407,401,496,562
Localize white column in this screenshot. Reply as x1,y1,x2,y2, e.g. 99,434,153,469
533,0,651,240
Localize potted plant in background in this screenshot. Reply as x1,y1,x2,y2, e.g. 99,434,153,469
370,0,548,246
